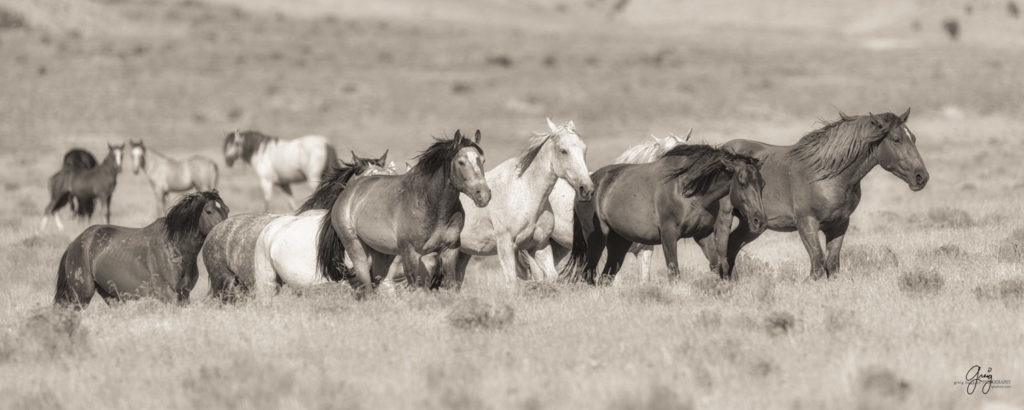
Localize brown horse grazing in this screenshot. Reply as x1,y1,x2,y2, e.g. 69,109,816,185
561,144,766,285
41,144,124,231
53,192,229,309
315,130,491,296
719,109,929,280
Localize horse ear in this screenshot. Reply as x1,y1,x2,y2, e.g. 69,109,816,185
546,117,557,132
868,112,885,129
839,111,851,121
379,150,388,162
350,151,359,163
566,120,576,131
899,107,911,123
719,157,737,172
679,128,693,142
474,129,481,144
453,129,463,143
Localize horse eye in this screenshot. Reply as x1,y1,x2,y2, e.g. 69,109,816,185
457,160,466,166
560,149,568,155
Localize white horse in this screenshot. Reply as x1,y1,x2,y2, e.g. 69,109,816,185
129,139,219,216
450,118,594,286
222,130,341,211
546,130,690,282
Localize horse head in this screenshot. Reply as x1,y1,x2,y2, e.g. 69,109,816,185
223,130,243,167
723,154,766,233
546,118,594,200
451,130,491,207
107,142,125,173
870,108,929,191
128,139,146,175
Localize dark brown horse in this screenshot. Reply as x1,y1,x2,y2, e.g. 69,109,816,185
719,109,928,280
315,130,491,296
54,191,229,309
41,143,124,231
561,144,766,284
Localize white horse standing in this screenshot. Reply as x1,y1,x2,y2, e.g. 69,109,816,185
222,130,341,211
129,139,219,215
449,119,594,286
546,130,690,282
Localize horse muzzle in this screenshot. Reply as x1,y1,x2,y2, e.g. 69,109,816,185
576,183,595,202
908,169,929,191
469,186,491,208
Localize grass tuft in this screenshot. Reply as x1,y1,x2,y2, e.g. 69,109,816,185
764,311,796,337
995,227,1024,262
1,307,89,361
844,245,900,273
926,207,975,229
973,278,1024,307
623,284,674,305
519,281,561,299
857,366,911,410
692,277,734,298
446,297,515,330
897,270,945,295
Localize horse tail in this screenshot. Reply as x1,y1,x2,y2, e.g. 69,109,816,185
315,211,346,282
209,161,219,190
558,208,590,283
53,249,78,307
322,143,339,181
45,171,71,214
298,162,354,213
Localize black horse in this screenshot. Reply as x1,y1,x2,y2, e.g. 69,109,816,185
41,144,124,231
54,191,230,309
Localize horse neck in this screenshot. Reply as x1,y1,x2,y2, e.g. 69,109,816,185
167,232,204,280
99,154,119,175
697,172,733,208
143,149,167,173
518,144,559,203
827,149,879,187
405,169,461,219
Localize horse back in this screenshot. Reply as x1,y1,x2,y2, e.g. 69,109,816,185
201,213,278,298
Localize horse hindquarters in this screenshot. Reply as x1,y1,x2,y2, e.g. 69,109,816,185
54,245,95,309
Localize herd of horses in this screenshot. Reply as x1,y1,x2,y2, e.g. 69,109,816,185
44,111,929,308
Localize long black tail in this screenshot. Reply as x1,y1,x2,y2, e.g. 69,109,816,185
62,149,97,170
558,209,591,283
315,211,347,282
45,171,95,220
53,250,77,308
322,144,339,181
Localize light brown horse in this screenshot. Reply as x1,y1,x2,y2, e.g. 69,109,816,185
719,109,928,280
561,144,766,284
315,131,491,297
129,139,219,215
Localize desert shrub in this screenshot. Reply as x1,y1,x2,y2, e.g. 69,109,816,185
484,54,513,68
0,7,26,30
2,307,89,361
183,358,297,409
973,278,1024,307
623,284,674,305
898,270,945,295
843,245,900,273
447,298,514,330
857,366,911,410
995,227,1024,262
749,358,777,378
927,207,974,229
764,311,795,337
608,385,693,410
919,243,968,259
692,277,734,298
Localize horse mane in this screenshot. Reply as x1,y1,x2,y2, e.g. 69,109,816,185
412,135,482,177
615,135,680,164
297,162,377,213
662,144,758,195
224,131,276,163
515,134,551,177
788,113,893,180
164,191,222,242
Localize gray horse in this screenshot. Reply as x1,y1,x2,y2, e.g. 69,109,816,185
129,139,219,215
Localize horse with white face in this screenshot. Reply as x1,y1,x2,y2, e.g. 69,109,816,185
543,130,690,282
222,130,340,211
449,118,593,286
129,139,219,216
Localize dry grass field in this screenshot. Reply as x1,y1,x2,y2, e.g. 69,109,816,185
1,0,1023,409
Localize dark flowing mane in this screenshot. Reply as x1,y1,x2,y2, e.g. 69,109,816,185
412,135,482,177
515,135,550,177
297,162,377,213
164,191,222,242
788,113,894,180
62,149,97,170
662,144,758,195
224,131,276,163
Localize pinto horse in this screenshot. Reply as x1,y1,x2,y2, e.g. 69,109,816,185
561,144,765,285
315,131,491,296
54,191,229,309
222,130,341,211
201,157,392,301
719,109,929,280
129,139,219,215
41,143,124,231
451,118,593,286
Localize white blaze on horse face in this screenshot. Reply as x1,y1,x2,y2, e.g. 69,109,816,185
131,146,143,173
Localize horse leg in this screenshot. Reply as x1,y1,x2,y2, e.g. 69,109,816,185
443,250,472,289
368,250,396,287
601,230,631,286
104,195,112,225
344,240,375,298
400,247,424,289
723,218,762,280
419,252,441,290
694,234,718,278
797,216,826,281
581,220,607,285
659,223,683,281
531,244,558,281
629,244,654,283
259,178,274,211
495,234,518,287
823,220,849,279
278,183,296,210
